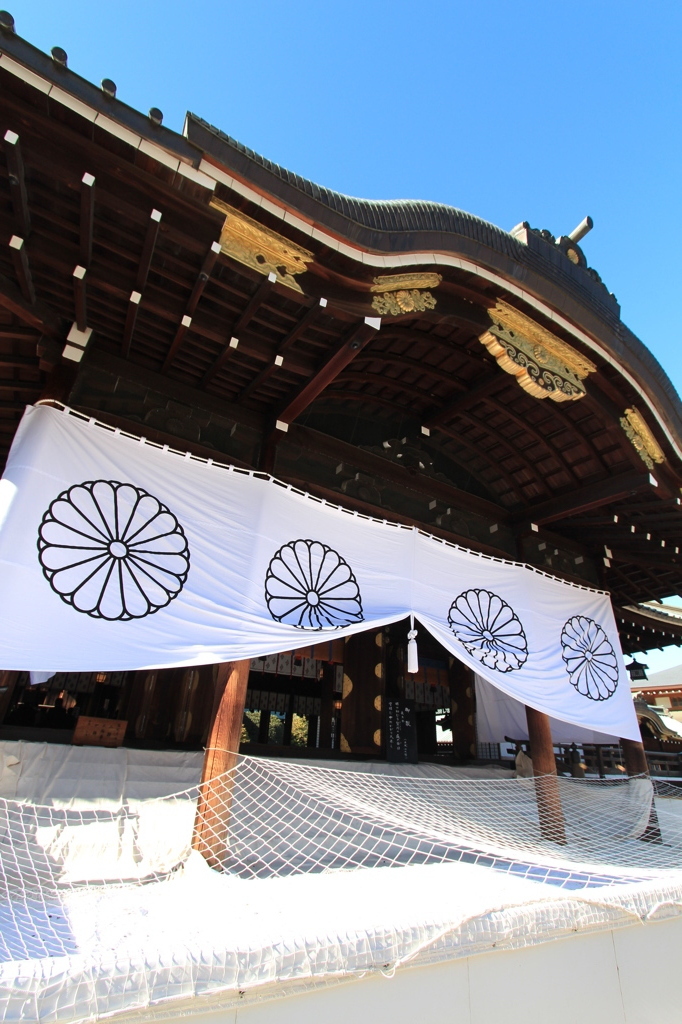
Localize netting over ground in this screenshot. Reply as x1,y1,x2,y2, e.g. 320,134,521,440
2,753,682,1022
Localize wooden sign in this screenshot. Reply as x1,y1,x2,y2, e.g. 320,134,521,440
71,716,128,748
386,699,418,764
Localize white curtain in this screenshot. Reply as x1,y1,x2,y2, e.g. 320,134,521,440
474,674,617,744
0,405,639,740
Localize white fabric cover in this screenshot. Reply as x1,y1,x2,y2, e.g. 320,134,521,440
475,674,616,745
0,405,639,739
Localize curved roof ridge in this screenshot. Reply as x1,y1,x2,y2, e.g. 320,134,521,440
188,114,515,242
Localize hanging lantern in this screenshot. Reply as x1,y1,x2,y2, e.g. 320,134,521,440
626,660,648,682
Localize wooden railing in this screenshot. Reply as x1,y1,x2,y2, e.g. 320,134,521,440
490,739,682,779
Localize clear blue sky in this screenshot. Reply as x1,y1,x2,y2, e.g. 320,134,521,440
7,0,682,672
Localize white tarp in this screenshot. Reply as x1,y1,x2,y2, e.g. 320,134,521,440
0,405,639,740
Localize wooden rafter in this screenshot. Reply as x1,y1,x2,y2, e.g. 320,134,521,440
437,416,550,499
80,172,95,268
3,130,30,237
73,265,87,331
201,272,277,387
121,290,142,358
185,241,222,317
238,298,328,403
8,236,35,305
135,209,162,293
425,373,504,428
162,241,222,372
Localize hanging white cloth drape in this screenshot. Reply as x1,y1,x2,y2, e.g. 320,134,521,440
0,406,640,740
474,674,617,744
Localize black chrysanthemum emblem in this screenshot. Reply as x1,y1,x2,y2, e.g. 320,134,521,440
561,615,619,701
265,539,363,629
37,480,190,620
447,589,528,672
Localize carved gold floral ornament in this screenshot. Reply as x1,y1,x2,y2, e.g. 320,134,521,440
210,198,313,292
370,272,442,316
480,299,597,403
620,407,665,469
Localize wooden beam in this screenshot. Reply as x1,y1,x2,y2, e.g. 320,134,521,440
238,297,328,403
0,381,42,393
161,241,222,372
610,547,681,570
80,172,95,268
425,373,503,429
3,130,30,237
525,705,566,844
186,240,222,316
280,474,513,559
135,209,162,292
9,236,35,304
192,660,251,869
277,317,381,425
0,271,63,338
161,314,192,373
288,421,507,522
0,354,40,368
121,290,142,358
73,265,87,331
514,471,656,527
201,272,277,387
73,402,253,468
85,347,265,436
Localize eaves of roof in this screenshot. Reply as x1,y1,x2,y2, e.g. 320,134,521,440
1,23,682,456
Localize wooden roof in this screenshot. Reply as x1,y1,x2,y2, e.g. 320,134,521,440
0,20,681,654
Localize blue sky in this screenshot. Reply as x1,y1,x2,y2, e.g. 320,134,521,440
7,1,682,673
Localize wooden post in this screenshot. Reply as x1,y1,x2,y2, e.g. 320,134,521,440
340,630,384,756
525,705,566,844
193,660,250,869
0,671,18,724
621,737,649,777
449,661,476,762
620,737,661,843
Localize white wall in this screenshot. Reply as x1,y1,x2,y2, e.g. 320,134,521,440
115,916,682,1024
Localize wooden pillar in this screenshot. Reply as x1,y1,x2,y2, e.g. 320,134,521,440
620,737,661,842
0,671,19,724
193,659,250,869
340,630,384,756
449,661,476,762
258,709,271,744
525,705,566,844
621,737,649,777
39,360,78,403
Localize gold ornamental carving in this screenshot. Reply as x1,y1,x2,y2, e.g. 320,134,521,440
480,299,597,403
370,272,442,317
620,407,665,469
210,197,313,292
371,273,443,293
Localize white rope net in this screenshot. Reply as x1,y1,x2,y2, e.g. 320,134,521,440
2,753,682,1022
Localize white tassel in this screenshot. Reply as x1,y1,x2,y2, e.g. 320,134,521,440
407,614,419,675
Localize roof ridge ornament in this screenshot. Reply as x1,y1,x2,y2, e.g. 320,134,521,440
210,197,313,293
479,299,597,403
620,407,665,469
